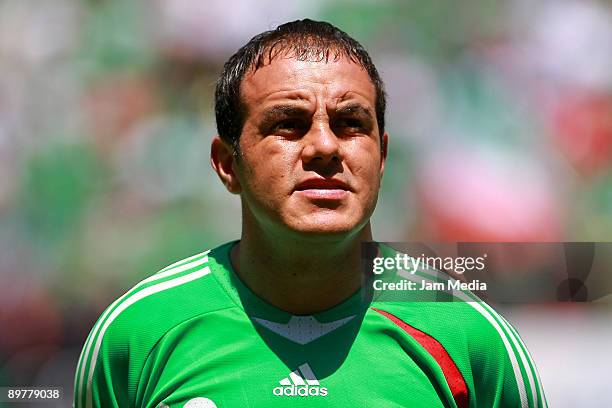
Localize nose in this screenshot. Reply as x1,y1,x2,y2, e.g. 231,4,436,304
301,119,341,167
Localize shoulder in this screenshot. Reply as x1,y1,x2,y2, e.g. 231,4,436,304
370,269,546,408
370,257,531,372
369,298,508,352
84,242,239,359
369,243,546,406
74,242,241,407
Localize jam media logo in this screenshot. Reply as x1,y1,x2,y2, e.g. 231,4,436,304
273,363,328,397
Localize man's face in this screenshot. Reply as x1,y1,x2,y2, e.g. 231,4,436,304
231,55,387,238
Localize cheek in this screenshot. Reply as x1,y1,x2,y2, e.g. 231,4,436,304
347,142,383,187
240,142,298,198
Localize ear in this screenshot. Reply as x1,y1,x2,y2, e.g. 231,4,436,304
211,136,241,194
380,132,388,177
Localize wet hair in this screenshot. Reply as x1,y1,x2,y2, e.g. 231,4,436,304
214,19,386,154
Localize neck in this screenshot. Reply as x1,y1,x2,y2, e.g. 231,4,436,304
231,220,373,315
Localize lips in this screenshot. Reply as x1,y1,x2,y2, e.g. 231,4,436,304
294,178,351,191
294,178,351,201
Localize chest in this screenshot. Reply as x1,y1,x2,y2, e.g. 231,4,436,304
137,318,451,408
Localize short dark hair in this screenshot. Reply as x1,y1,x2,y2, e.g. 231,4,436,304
214,19,386,154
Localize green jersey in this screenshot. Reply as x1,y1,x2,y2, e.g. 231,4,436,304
74,241,546,408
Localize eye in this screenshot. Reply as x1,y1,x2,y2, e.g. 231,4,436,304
276,120,300,130
335,118,367,133
342,118,363,128
273,119,307,135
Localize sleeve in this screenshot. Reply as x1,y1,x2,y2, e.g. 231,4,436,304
73,313,132,408
468,302,547,408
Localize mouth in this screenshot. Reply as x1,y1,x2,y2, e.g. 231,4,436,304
294,178,351,201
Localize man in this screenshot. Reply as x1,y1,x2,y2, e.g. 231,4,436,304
74,20,546,408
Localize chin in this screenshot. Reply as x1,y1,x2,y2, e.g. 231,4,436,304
286,228,358,244
287,214,368,239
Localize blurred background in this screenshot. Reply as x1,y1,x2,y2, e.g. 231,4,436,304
0,0,611,406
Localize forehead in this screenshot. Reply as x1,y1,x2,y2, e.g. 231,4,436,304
240,56,376,109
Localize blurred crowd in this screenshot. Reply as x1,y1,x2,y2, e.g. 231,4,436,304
0,0,611,405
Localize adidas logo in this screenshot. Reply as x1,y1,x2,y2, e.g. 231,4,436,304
273,363,328,397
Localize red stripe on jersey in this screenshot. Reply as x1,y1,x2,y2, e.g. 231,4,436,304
372,308,469,408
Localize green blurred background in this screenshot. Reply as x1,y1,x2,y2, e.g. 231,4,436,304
1,0,611,406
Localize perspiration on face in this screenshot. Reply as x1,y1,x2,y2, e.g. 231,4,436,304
232,56,387,238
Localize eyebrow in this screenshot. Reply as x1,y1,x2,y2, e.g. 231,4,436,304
261,105,311,124
261,103,374,121
334,103,374,121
